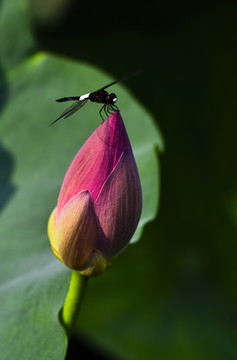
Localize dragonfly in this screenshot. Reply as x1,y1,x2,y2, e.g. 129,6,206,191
49,69,146,126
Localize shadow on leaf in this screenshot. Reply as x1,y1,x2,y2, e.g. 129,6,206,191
0,145,16,213
66,332,121,360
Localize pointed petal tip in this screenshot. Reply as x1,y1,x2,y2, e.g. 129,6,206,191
108,109,122,124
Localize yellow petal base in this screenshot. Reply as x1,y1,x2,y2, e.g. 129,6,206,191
48,207,62,261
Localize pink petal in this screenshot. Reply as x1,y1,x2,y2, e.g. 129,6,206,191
57,111,131,218
95,148,142,258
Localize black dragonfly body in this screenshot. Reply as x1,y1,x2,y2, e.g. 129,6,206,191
49,69,145,126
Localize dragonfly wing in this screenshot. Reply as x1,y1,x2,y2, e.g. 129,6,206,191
63,100,87,119
98,68,148,91
49,100,87,126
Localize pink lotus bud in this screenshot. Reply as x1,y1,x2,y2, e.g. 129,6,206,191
48,111,142,276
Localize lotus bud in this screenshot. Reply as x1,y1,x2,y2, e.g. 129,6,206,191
48,110,142,276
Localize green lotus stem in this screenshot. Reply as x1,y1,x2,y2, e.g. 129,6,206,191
60,271,88,337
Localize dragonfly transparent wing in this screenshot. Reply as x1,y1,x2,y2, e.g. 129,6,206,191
49,100,87,126
98,68,148,91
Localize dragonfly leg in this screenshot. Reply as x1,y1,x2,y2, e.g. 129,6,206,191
99,105,105,122
105,104,111,115
110,104,118,113
104,105,109,118
107,104,113,114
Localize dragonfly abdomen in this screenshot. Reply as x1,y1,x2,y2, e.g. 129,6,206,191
56,96,80,102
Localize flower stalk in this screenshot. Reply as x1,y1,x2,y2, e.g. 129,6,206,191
60,271,88,337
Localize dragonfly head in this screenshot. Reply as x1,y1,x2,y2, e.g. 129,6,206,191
108,93,117,104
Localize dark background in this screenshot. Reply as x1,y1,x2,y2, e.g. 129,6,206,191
30,1,237,358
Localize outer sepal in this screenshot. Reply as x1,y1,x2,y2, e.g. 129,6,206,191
49,190,109,276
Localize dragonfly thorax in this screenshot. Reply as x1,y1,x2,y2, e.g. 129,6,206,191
88,89,117,104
